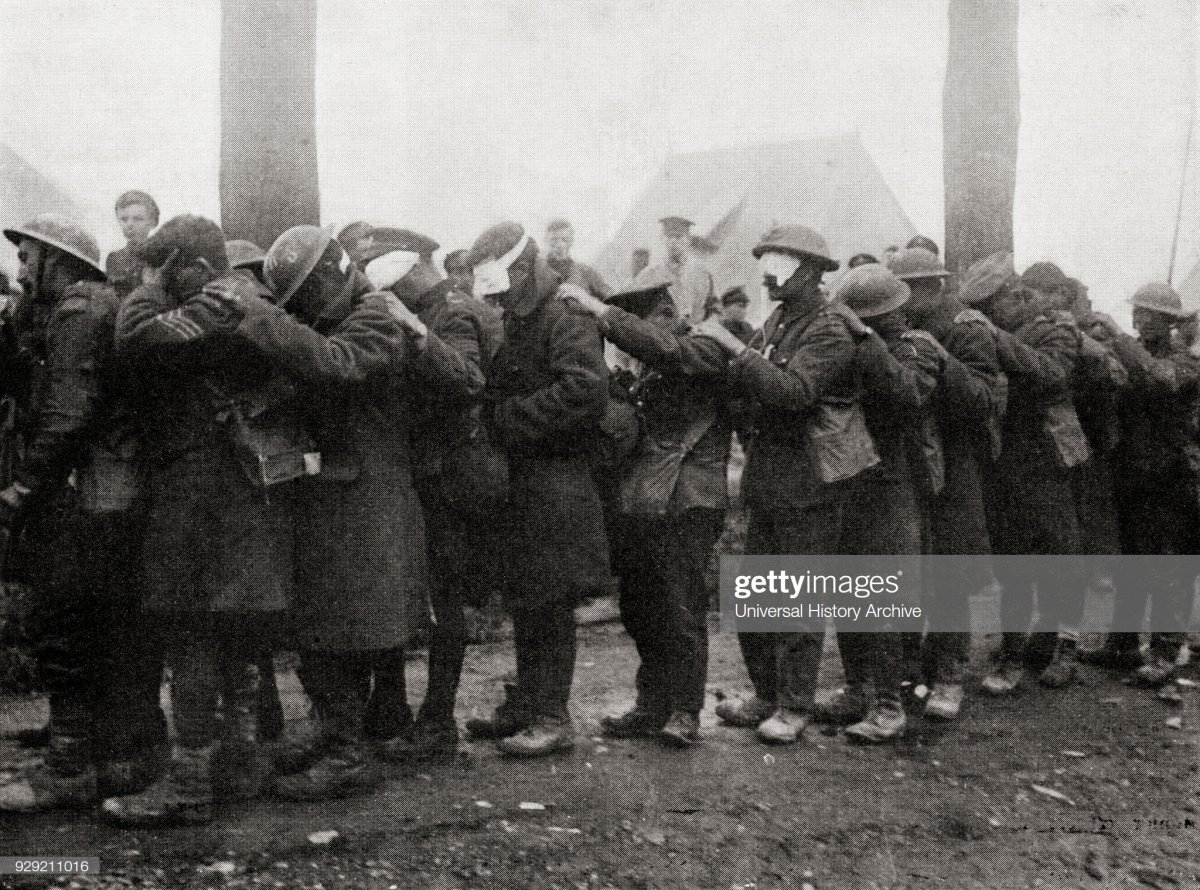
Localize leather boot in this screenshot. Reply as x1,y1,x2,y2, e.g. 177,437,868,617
101,743,215,827
466,684,534,739
0,693,97,812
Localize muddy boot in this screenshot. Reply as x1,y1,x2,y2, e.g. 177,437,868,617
466,684,534,740
715,695,776,728
101,743,215,827
845,694,907,745
274,704,381,800
1037,638,1079,689
496,717,575,757
380,718,459,762
0,694,97,812
658,712,700,748
212,663,271,802
600,705,668,739
813,683,870,726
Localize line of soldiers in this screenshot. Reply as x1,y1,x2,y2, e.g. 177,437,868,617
0,197,1195,828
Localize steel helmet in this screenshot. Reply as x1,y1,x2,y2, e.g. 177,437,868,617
4,213,104,278
752,225,839,272
834,264,911,318
888,247,950,281
225,239,266,271
1129,281,1193,318
264,225,335,305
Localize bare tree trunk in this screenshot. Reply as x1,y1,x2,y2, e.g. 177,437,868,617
220,0,319,249
943,0,1019,274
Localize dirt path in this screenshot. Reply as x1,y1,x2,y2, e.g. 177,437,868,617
3,620,1200,890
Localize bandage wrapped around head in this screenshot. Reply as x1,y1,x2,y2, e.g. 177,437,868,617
365,250,421,291
758,251,801,301
473,232,530,298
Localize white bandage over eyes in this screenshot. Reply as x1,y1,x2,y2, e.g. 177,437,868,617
365,250,421,290
758,251,801,286
473,233,530,297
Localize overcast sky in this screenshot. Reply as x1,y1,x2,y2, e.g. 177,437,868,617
0,0,1197,321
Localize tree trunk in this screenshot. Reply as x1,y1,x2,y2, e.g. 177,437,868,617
219,0,319,250
943,0,1020,274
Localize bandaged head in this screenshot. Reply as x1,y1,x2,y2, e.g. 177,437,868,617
473,232,530,298
365,250,421,291
757,251,801,302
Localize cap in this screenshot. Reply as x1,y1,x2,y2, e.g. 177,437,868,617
958,251,1015,304
659,216,694,236
467,221,526,268
888,247,950,281
366,227,440,261
225,239,266,270
1021,261,1068,294
606,283,674,318
134,214,228,274
847,253,879,269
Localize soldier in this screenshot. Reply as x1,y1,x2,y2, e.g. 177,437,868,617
243,225,428,799
101,215,298,826
703,225,875,745
105,190,159,297
463,221,610,757
894,247,1006,720
824,264,943,743
0,214,165,812
634,217,715,323
970,256,1089,694
1090,283,1200,693
443,248,475,296
719,286,756,344
568,282,733,747
358,227,499,758
545,218,612,300
1022,263,1128,650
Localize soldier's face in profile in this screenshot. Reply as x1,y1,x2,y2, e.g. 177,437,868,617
905,279,942,315
546,227,573,262
15,239,43,298
117,204,155,245
723,302,747,323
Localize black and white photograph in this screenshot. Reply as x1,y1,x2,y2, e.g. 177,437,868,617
2,1,1200,887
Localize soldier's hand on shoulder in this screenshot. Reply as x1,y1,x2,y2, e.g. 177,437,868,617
381,293,429,350
693,318,747,356
142,247,180,288
558,282,607,318
825,302,873,339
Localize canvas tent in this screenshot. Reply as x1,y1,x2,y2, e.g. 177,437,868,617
592,134,918,324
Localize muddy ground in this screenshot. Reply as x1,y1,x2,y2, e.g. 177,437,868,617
3,602,1200,890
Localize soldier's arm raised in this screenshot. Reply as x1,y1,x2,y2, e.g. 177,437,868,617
994,320,1073,397
602,306,728,378
733,312,856,410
